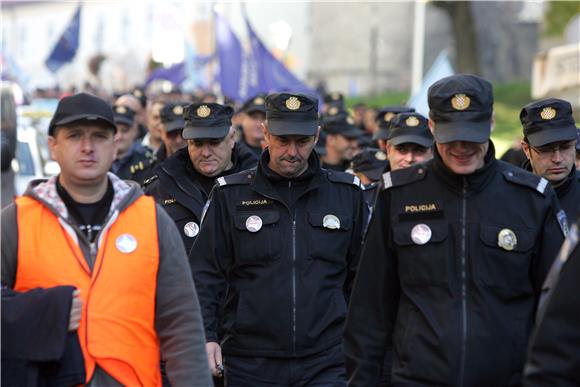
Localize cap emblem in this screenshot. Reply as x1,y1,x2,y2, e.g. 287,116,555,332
133,89,143,97
197,105,211,118
328,106,338,116
332,92,341,101
406,116,420,127
285,96,301,110
375,151,387,161
540,107,556,120
173,105,184,116
347,116,355,125
115,106,127,114
451,94,471,110
384,112,395,122
254,97,265,105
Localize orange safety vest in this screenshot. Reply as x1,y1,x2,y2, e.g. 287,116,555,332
14,195,162,386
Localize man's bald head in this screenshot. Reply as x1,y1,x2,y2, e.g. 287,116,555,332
115,94,142,113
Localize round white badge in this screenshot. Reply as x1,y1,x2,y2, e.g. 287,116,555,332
245,215,263,233
323,214,340,230
410,224,432,245
116,233,138,253
184,222,200,238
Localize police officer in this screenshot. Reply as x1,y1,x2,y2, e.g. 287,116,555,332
520,98,580,221
191,92,366,386
344,74,566,386
238,94,267,157
523,208,580,386
159,102,188,158
111,105,155,184
372,106,415,152
321,108,363,171
349,148,388,208
144,102,258,253
385,112,434,171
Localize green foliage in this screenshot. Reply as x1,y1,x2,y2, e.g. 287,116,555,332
345,81,532,157
544,1,580,37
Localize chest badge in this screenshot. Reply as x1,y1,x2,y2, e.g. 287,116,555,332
184,222,200,238
116,233,138,253
411,224,432,245
497,228,517,251
246,215,263,232
323,214,341,230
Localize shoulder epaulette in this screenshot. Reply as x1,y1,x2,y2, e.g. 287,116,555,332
130,161,146,175
326,171,361,188
502,168,548,195
216,169,255,188
142,175,158,186
382,164,427,190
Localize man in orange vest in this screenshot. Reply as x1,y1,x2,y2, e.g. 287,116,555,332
1,93,212,386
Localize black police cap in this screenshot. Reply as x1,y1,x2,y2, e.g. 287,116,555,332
49,93,116,136
350,148,388,182
266,92,319,136
242,94,267,114
324,92,344,104
428,74,493,144
375,106,415,129
520,98,577,147
182,103,233,140
160,102,188,133
112,105,136,127
323,114,362,139
388,112,434,148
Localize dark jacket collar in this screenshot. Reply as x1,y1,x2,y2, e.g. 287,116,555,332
431,140,497,194
252,149,323,202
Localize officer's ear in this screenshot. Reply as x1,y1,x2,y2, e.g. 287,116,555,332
262,121,271,146
314,126,321,145
521,140,531,160
490,111,496,133
227,127,236,150
428,118,435,135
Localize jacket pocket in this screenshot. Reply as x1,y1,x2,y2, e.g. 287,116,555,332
307,212,352,263
392,221,449,286
232,211,281,262
476,224,535,296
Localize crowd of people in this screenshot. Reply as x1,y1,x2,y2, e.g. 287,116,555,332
2,73,579,386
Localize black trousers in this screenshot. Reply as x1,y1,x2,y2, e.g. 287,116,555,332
224,345,346,387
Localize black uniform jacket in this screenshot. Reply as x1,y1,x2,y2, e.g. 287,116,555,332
523,210,580,387
144,144,258,253
190,151,365,358
344,143,565,387
111,143,155,184
524,160,580,221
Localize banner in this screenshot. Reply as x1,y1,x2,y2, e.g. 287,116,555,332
45,5,81,73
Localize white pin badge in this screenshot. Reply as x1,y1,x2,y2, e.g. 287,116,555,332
246,215,263,232
116,233,138,253
323,214,340,230
184,222,200,238
411,224,432,245
497,228,517,251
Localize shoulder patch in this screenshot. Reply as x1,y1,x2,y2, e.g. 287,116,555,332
217,169,255,188
502,169,547,195
382,165,427,191
142,175,158,186
327,171,361,188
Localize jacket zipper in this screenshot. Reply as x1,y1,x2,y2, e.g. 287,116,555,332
289,180,297,355
459,179,468,386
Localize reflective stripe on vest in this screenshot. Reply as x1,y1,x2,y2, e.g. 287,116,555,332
14,195,161,386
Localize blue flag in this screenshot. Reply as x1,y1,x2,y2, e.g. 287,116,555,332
408,51,454,116
244,14,313,96
214,11,259,101
45,5,81,73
